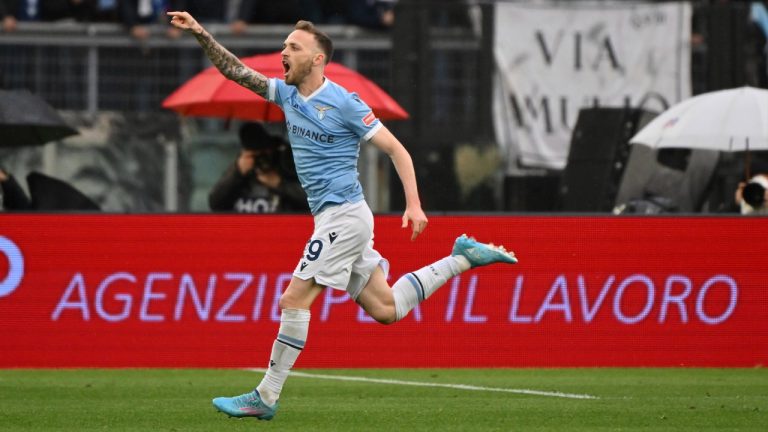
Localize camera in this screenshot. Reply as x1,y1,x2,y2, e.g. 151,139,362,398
742,180,766,208
244,138,297,179
254,150,278,172
238,123,297,177
740,174,768,214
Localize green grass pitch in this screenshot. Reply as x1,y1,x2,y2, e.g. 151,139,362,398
1,368,766,431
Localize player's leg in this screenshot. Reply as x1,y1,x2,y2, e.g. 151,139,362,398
248,203,365,414
355,265,396,324
256,277,322,404
212,201,376,419
356,234,517,323
212,277,323,420
355,252,469,323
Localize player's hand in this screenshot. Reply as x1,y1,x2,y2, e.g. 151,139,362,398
735,181,746,204
167,11,203,35
402,205,428,241
230,19,248,36
237,150,256,175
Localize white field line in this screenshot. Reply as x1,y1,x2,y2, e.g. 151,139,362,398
245,368,598,400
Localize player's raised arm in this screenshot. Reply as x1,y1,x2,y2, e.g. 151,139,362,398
167,11,269,98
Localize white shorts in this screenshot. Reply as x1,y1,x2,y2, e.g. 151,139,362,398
293,200,389,300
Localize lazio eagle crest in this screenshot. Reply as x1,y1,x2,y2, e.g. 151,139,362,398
314,105,335,120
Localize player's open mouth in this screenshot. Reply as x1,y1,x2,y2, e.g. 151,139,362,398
282,60,290,77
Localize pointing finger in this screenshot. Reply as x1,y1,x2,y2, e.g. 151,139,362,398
411,222,424,241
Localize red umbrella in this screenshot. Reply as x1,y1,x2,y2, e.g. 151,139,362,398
162,51,408,121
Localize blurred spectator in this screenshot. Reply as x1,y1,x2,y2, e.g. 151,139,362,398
346,0,396,29
38,0,95,22
121,0,169,40
735,168,768,215
751,1,768,88
5,0,101,23
0,168,31,210
231,0,317,35
0,0,17,31
321,0,396,29
209,123,308,213
13,0,39,21
169,0,225,20
321,0,349,24
92,0,119,22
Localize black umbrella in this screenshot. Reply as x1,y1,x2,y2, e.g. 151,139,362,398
27,172,100,211
0,89,79,147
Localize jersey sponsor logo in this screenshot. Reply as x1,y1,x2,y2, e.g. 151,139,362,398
300,262,308,271
314,105,335,120
329,232,338,244
286,120,336,143
362,111,376,127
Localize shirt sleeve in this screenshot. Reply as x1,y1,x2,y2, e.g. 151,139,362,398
267,78,286,106
342,92,382,141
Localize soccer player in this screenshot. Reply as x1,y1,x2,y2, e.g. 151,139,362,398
168,11,518,421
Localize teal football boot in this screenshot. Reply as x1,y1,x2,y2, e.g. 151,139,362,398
212,390,278,420
451,234,518,267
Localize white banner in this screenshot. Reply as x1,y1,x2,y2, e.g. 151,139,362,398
494,1,691,171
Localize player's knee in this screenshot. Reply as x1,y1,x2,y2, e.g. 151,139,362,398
278,293,301,310
377,315,397,325
369,306,397,325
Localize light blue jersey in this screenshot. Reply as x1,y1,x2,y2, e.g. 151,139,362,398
267,77,382,215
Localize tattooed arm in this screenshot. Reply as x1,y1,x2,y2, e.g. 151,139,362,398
167,11,268,97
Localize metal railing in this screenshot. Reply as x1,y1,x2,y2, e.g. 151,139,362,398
0,21,394,113
0,22,405,212
0,17,487,213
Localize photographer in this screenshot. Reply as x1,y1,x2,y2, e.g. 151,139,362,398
735,172,768,215
0,168,31,210
209,122,308,213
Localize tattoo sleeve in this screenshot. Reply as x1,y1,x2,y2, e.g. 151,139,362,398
194,29,269,98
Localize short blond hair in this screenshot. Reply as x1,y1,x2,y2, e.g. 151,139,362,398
295,20,333,64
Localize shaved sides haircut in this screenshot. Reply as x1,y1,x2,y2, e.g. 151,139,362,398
295,20,334,64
